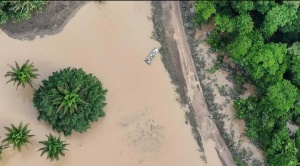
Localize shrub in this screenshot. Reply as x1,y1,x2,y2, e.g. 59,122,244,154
0,1,47,24
38,133,69,161
33,67,108,136
2,122,34,152
209,64,219,74
5,59,39,89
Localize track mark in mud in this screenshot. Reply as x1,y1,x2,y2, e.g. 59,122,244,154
118,110,148,127
127,119,164,153
118,110,165,155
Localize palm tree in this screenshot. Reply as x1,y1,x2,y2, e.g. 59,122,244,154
38,133,69,161
0,141,10,160
5,59,39,89
2,122,34,152
53,84,87,115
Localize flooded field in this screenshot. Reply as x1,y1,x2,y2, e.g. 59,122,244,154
0,2,205,166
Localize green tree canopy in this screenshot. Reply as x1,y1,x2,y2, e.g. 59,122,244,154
235,14,254,35
195,1,300,164
280,10,300,33
214,14,234,33
262,3,298,37
245,43,287,80
288,42,300,86
295,130,300,161
33,68,108,136
230,1,254,14
254,1,276,14
226,34,252,64
266,128,298,166
266,80,297,116
195,1,216,24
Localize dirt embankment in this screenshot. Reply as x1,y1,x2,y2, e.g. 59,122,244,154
151,1,237,166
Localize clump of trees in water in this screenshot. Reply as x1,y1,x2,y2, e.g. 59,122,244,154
33,68,108,136
195,1,300,165
0,122,69,161
1,60,108,161
0,1,47,24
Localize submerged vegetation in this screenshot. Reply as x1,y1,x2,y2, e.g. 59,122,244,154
38,133,69,161
33,68,107,136
5,59,39,89
0,0,109,162
3,62,107,160
0,123,69,161
195,0,300,165
0,1,47,24
1,66,107,160
2,122,34,152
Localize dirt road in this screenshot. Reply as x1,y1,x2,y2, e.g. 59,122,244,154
160,1,236,165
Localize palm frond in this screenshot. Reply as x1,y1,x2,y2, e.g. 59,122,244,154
19,122,24,130
6,78,17,85
53,97,63,105
57,86,66,95
21,59,30,70
74,103,78,111
4,71,16,77
28,81,34,88
21,81,25,88
7,64,16,72
72,87,81,94
15,61,20,70
4,126,12,133
39,149,47,156
57,103,64,112
63,105,69,115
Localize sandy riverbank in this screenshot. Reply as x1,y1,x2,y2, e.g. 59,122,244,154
0,2,204,166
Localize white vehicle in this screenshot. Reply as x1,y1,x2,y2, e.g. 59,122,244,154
144,48,159,65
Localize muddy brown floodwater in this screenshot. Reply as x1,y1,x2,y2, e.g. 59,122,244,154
0,2,205,166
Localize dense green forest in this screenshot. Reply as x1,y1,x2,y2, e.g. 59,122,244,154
195,1,300,165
